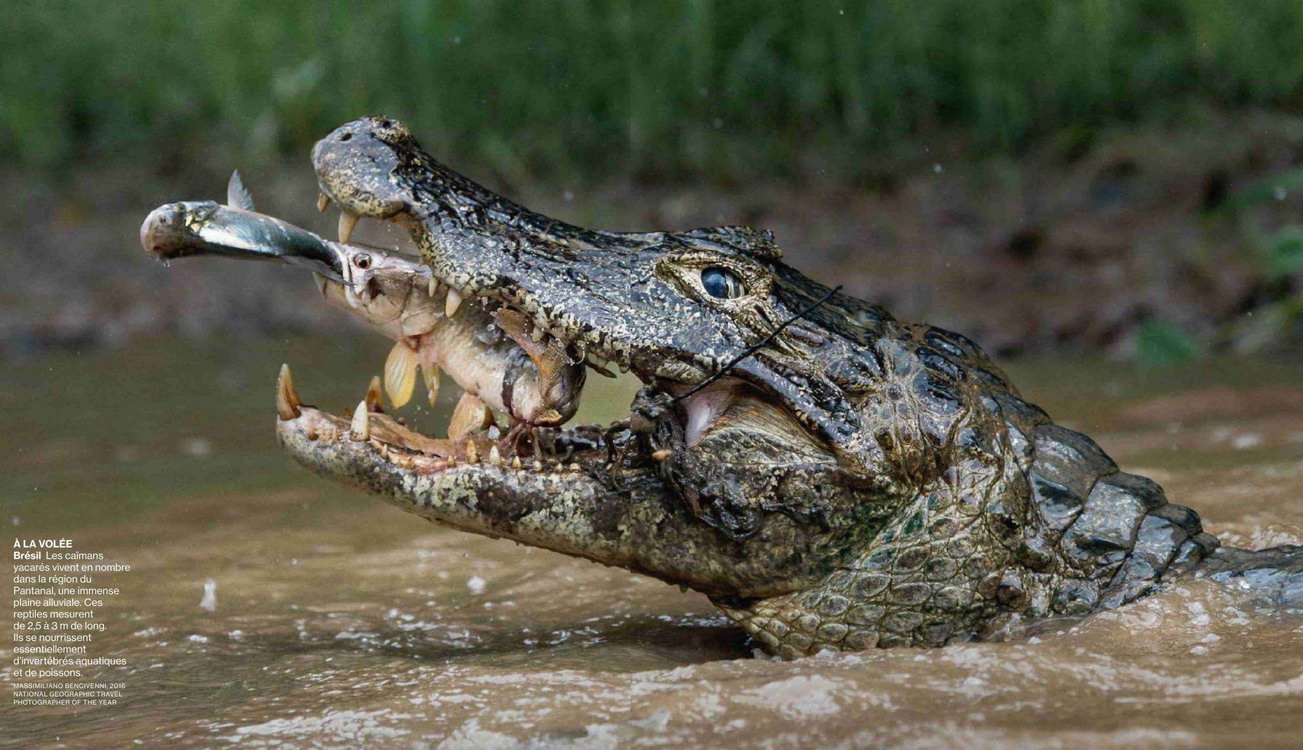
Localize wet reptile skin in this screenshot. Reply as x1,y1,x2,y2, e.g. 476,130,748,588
278,117,1300,658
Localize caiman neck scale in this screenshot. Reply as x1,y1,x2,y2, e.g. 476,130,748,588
146,117,1302,658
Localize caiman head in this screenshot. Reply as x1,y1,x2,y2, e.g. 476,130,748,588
269,117,1217,657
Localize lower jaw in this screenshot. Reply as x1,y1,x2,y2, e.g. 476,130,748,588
275,364,613,476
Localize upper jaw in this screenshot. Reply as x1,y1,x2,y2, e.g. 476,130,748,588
307,117,845,450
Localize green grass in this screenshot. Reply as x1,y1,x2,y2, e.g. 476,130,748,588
5,0,1303,180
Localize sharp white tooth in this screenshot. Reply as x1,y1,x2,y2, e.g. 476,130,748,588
445,288,463,317
350,400,370,440
338,211,360,243
464,441,479,463
511,456,522,470
317,192,331,212
365,375,384,413
532,460,543,472
384,341,419,408
489,445,502,466
448,392,491,442
423,362,441,407
586,355,616,379
276,363,302,421
428,276,437,298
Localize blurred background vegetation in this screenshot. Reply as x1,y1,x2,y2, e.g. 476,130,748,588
8,0,1303,176
3,0,1302,359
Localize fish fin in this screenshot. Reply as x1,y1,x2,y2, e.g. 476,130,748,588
227,170,256,211
281,255,348,285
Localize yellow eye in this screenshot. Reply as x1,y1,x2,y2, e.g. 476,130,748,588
701,267,745,299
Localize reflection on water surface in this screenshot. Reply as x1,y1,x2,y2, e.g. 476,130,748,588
3,338,1301,747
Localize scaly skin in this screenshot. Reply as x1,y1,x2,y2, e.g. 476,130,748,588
159,117,1303,658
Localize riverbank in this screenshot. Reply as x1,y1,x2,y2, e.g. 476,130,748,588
4,111,1301,360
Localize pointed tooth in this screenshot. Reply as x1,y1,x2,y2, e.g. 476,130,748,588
532,460,544,472
464,441,479,463
423,362,441,407
276,363,302,420
586,355,617,379
384,341,419,408
317,192,331,212
428,276,438,298
511,456,522,470
445,288,463,317
365,376,384,413
350,400,370,440
448,393,491,442
338,211,360,243
489,445,502,466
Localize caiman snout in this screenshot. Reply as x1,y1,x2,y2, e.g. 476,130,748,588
312,117,411,227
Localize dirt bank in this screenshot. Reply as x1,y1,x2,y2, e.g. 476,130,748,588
5,112,1300,358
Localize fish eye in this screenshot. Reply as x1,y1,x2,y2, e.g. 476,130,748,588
353,253,371,270
700,267,745,299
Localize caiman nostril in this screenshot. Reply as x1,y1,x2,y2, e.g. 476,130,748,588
339,132,352,142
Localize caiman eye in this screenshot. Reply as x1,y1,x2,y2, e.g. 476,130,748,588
353,253,371,270
701,267,745,299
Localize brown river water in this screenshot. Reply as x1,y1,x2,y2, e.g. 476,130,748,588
3,337,1301,748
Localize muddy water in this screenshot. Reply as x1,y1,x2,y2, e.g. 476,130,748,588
3,338,1301,748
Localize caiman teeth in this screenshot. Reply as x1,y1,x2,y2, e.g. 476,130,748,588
423,362,441,407
365,375,384,413
448,392,491,442
276,363,302,420
428,277,439,298
489,444,502,466
317,192,332,213
445,288,463,317
384,340,419,408
350,400,370,440
586,354,617,379
338,211,360,243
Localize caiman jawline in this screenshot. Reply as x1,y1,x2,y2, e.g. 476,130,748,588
275,363,603,475
280,204,754,475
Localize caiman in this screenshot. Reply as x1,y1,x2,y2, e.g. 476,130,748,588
140,117,1302,659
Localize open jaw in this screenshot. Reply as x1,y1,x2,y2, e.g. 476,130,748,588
272,238,770,487
261,115,875,603
267,224,766,531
